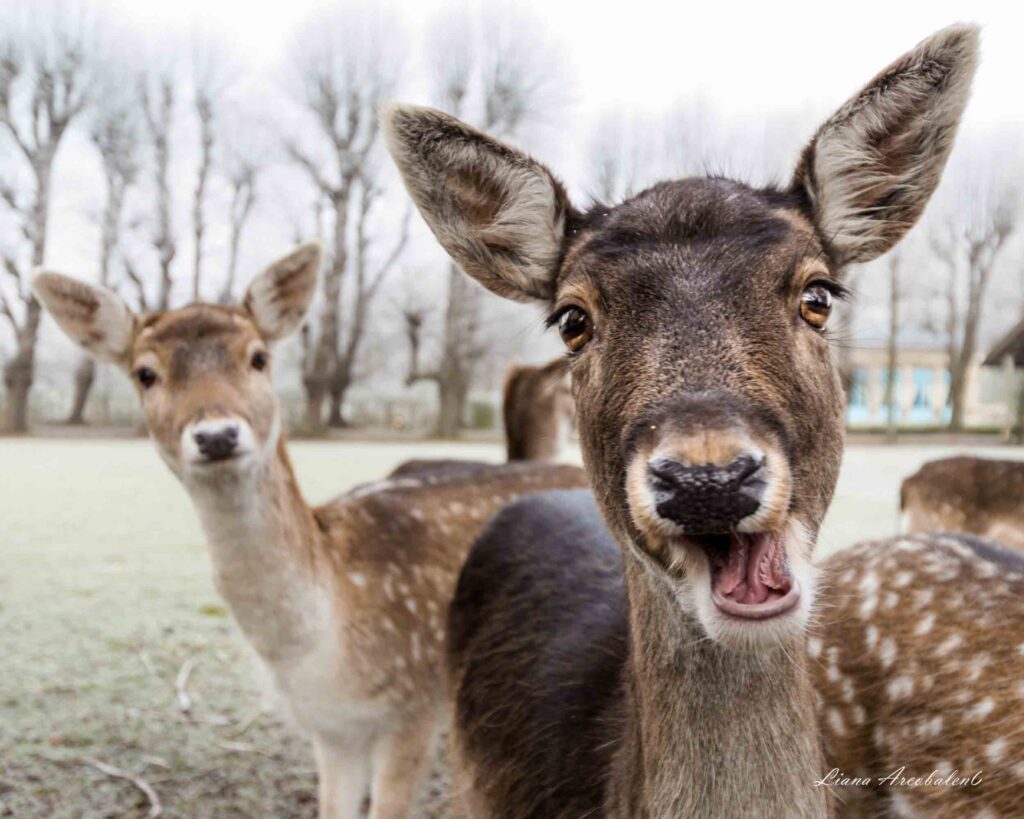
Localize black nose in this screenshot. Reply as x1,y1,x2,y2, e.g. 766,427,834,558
194,426,239,461
648,453,767,533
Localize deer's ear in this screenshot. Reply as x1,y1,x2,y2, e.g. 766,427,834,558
382,103,574,303
243,242,321,342
791,24,979,266
33,272,136,367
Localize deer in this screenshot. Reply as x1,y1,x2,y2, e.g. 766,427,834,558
502,357,574,462
900,455,1024,549
381,24,1016,817
32,244,588,819
390,357,574,481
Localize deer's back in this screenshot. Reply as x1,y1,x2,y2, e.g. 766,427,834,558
448,489,628,818
901,456,1024,548
815,533,1024,817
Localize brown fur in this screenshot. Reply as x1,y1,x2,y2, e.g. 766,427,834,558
502,357,573,461
901,456,1024,549
384,24,981,818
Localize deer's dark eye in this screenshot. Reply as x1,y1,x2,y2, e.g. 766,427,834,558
556,306,593,353
251,350,269,371
800,284,833,330
135,366,157,389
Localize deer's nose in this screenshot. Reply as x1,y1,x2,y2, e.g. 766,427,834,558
194,424,239,461
648,452,767,533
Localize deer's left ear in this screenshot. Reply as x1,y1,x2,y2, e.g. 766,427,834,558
382,103,575,303
243,242,321,342
33,272,137,367
791,23,979,266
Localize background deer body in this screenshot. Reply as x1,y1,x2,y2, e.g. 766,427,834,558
384,25,982,818
815,533,1024,817
33,245,588,819
901,456,1024,548
502,358,574,462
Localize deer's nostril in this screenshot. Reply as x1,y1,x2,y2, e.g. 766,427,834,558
194,427,240,461
648,453,768,533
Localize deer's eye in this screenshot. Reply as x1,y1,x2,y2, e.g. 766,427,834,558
251,350,269,371
800,283,834,330
135,366,158,389
556,306,593,353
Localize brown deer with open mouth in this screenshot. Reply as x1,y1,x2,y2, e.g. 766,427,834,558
33,245,587,819
384,23,1023,818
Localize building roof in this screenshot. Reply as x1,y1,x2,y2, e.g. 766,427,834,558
984,314,1024,366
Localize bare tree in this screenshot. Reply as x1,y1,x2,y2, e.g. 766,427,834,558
406,8,563,437
325,174,411,426
934,152,1020,430
189,44,231,302
884,252,902,442
217,139,261,305
0,9,91,431
137,66,177,311
285,10,403,431
67,85,140,424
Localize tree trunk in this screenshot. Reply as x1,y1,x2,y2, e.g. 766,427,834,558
4,349,33,433
436,372,467,439
884,257,900,443
303,380,326,432
67,357,96,424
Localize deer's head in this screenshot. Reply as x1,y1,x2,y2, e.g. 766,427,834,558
384,25,977,648
34,244,320,485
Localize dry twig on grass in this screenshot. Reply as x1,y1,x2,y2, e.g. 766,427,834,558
80,756,162,818
174,655,197,715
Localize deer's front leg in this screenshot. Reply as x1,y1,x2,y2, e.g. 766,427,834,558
314,735,371,819
368,715,440,819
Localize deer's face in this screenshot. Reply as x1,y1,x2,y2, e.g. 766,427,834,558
557,180,844,645
384,24,977,647
127,306,280,481
34,244,321,488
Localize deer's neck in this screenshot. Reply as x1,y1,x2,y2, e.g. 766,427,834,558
185,440,329,664
609,556,830,818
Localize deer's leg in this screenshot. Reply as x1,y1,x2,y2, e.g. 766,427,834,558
367,714,439,819
314,735,372,819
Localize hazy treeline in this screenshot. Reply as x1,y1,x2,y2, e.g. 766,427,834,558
1,2,1021,434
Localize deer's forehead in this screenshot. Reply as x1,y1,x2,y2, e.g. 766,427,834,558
132,307,259,365
561,180,821,303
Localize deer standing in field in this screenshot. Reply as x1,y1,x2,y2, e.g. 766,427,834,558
32,245,587,819
383,25,1021,818
901,455,1024,549
502,358,574,462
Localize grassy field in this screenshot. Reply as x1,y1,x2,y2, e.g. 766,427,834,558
2,437,1022,816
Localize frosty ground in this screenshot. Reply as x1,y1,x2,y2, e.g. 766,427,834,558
2,438,1022,817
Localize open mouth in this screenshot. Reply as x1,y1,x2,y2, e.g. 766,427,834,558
690,531,800,620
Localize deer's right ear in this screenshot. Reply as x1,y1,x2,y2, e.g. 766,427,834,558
32,272,136,367
243,242,321,342
382,103,574,303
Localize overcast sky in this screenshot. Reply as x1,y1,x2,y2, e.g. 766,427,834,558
104,0,1021,129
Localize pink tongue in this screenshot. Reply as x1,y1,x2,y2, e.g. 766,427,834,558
713,534,790,605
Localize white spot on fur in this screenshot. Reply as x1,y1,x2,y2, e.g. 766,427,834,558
880,638,897,669
935,634,963,656
348,572,367,588
985,738,1007,763
914,613,935,636
887,676,914,701
967,698,995,720
827,708,846,737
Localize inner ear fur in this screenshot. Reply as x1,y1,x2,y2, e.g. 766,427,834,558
791,23,979,266
382,103,575,303
32,272,137,367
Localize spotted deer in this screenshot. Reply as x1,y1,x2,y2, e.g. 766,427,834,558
900,455,1024,549
381,25,1018,818
502,357,574,462
32,244,587,819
